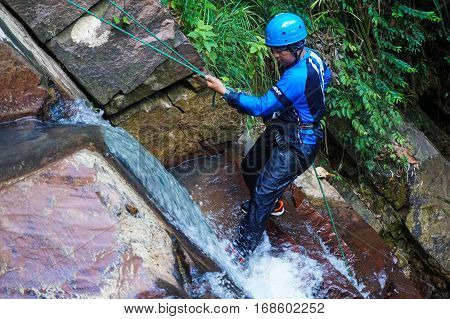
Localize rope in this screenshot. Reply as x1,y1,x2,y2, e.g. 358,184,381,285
106,0,204,76
64,0,206,78
312,163,353,277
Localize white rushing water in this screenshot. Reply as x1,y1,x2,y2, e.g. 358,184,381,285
51,99,108,126
202,235,324,299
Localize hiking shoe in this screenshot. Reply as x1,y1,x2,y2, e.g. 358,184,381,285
225,242,247,269
271,200,285,216
241,200,285,216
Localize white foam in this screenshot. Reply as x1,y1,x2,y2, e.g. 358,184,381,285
206,235,323,299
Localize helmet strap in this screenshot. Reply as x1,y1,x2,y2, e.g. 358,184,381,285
290,47,303,61
289,40,305,61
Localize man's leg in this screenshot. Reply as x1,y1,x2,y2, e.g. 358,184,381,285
235,143,320,256
241,129,275,194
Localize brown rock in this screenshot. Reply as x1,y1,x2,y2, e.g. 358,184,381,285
112,84,243,167
47,0,203,105
0,150,184,298
0,43,48,122
0,3,87,108
104,40,203,116
291,187,356,266
290,183,422,298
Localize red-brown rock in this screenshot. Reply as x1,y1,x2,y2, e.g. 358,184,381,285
0,43,48,122
0,150,184,298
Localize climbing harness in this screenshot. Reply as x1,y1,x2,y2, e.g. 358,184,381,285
312,163,353,276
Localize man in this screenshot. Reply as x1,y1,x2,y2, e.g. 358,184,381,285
205,13,332,262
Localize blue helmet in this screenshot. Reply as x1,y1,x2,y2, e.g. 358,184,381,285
265,13,307,47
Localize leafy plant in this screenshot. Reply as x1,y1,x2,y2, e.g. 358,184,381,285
187,20,218,63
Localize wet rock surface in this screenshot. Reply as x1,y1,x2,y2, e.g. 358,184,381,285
400,123,450,275
290,189,421,298
0,150,183,298
0,43,48,122
0,118,245,298
327,115,450,296
172,146,422,298
0,3,87,122
104,36,201,114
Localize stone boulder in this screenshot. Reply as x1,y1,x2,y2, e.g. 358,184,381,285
400,123,450,276
327,114,450,279
104,38,201,115
0,117,246,298
293,167,346,208
3,0,102,43
0,150,185,298
111,82,243,167
0,42,48,122
47,0,203,105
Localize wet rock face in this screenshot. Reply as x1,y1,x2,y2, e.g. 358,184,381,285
396,123,450,276
47,0,203,105
3,0,102,43
0,150,184,298
104,45,200,115
0,43,48,122
328,115,450,287
112,82,243,167
405,154,450,275
172,146,422,298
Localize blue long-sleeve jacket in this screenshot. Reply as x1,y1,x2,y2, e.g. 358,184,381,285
225,48,332,144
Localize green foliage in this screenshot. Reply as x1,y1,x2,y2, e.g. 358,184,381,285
163,0,443,172
112,15,121,24
187,20,218,62
163,0,275,93
314,0,442,171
